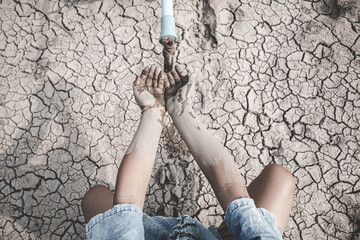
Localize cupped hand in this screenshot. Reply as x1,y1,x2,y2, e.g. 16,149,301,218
133,65,166,113
165,65,195,115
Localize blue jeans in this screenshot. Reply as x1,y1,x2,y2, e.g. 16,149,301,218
86,198,282,240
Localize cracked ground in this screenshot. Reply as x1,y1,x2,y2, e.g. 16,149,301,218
0,0,359,239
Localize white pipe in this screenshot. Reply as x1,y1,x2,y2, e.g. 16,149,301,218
162,0,173,16
160,0,177,41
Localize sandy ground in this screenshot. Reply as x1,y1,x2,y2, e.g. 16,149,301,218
0,0,359,239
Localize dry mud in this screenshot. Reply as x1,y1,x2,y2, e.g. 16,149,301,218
0,0,359,239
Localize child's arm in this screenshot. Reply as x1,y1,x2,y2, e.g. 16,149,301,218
114,66,165,209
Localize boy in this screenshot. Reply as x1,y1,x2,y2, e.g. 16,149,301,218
81,65,295,239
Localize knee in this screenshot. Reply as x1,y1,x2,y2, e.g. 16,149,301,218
88,184,110,193
82,185,111,206
81,185,114,223
264,163,295,189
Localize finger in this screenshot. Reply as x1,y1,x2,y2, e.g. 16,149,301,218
134,76,141,86
158,71,165,89
146,65,155,87
175,65,189,84
167,72,175,86
139,66,149,85
171,67,181,85
164,75,170,89
153,67,161,88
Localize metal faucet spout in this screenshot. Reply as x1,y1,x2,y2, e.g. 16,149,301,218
163,52,174,73
161,36,176,72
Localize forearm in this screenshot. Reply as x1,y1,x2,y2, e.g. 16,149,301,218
170,109,249,210
114,108,164,209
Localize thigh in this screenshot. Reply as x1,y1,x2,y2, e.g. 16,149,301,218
247,163,295,232
81,185,114,223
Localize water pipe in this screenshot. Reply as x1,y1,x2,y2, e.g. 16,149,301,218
160,0,177,72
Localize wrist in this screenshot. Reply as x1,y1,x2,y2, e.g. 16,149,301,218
168,106,195,119
141,107,165,125
169,110,201,134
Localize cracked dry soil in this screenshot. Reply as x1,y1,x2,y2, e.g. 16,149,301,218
0,0,360,239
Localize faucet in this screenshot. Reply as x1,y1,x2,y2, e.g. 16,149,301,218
161,36,177,73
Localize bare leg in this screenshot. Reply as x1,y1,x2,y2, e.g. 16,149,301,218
217,164,295,237
81,185,114,223
248,163,295,232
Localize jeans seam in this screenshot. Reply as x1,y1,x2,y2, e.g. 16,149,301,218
157,217,176,229
87,209,142,232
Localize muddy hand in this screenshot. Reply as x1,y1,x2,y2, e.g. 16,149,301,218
165,65,194,116
133,65,166,113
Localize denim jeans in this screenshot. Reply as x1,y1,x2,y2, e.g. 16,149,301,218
86,198,282,240
225,198,282,239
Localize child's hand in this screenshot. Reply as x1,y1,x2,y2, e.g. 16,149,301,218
133,65,166,114
165,65,195,116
